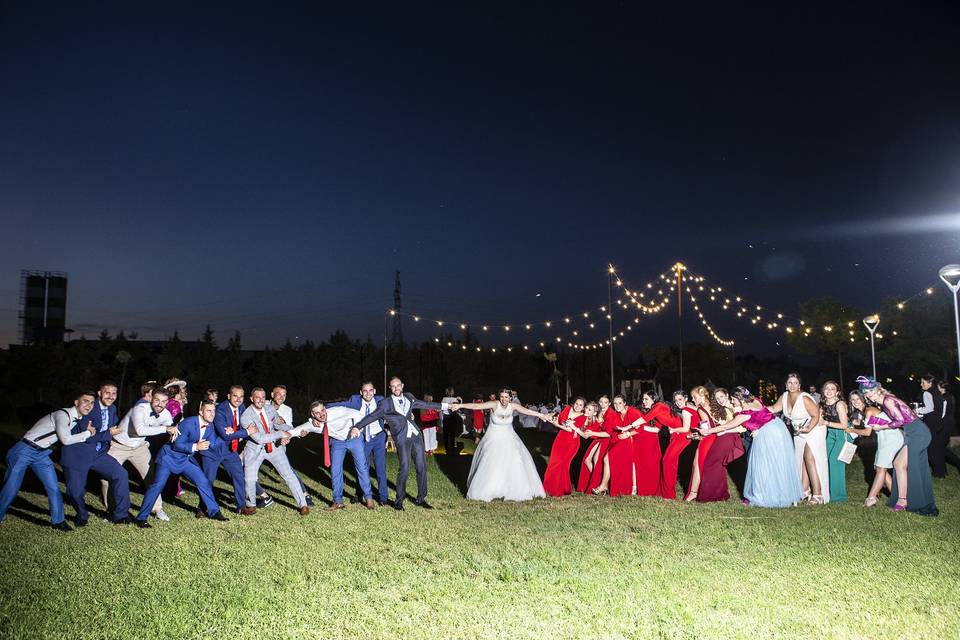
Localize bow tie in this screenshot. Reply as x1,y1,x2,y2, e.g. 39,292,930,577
150,411,160,418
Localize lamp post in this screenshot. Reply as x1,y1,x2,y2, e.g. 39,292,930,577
862,314,880,380
939,264,960,379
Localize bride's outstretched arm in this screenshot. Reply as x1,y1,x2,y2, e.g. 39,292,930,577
450,400,497,411
511,402,553,421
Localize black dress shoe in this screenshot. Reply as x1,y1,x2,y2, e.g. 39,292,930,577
112,516,133,525
305,495,315,507
135,519,152,529
51,521,72,532
414,500,434,510
391,501,405,511
211,512,230,522
75,518,88,528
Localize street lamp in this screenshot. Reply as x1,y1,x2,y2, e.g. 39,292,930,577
862,314,880,380
939,264,960,379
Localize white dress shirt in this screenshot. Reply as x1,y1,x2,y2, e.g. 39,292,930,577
359,398,382,439
271,402,293,427
291,407,362,441
917,390,935,417
114,403,174,448
23,407,92,449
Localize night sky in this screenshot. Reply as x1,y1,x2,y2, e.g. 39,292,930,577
2,3,958,354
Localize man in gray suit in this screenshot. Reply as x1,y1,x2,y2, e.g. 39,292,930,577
240,387,309,515
351,376,449,510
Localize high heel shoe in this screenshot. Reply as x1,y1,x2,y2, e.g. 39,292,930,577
864,497,878,507
892,498,907,512
591,487,608,496
809,494,825,505
684,492,698,502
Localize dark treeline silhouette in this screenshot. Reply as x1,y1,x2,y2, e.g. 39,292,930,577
1,291,956,429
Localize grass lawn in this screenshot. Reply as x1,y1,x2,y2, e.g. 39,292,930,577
0,424,958,639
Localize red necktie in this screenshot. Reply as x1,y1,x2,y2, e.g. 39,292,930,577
260,412,273,453
231,408,239,453
322,421,330,468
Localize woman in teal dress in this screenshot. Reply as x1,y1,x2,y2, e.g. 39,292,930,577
820,381,851,503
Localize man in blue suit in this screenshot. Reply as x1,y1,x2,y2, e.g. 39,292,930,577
327,381,390,505
60,381,132,525
200,385,258,515
351,377,448,510
135,399,231,527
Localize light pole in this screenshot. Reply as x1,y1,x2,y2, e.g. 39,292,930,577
607,265,615,396
939,264,960,379
862,314,880,380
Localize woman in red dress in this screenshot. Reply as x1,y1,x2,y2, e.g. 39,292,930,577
634,391,680,496
684,385,716,501
577,396,613,493
594,395,646,496
695,388,745,502
542,397,586,497
659,390,698,499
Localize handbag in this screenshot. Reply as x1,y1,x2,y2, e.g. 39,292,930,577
837,440,857,464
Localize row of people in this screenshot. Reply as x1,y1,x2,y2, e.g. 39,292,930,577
0,376,459,529
535,374,942,516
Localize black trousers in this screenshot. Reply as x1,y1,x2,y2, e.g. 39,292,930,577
928,421,960,477
442,413,462,455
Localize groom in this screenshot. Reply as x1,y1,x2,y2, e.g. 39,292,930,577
351,376,449,510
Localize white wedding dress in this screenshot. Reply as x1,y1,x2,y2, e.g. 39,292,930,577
466,402,546,502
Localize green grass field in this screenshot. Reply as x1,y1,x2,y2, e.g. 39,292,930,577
0,425,958,640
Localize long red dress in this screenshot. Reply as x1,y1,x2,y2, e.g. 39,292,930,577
607,406,644,497
684,408,715,500
543,406,584,497
576,408,614,493
633,402,678,496
659,406,698,499
697,412,746,503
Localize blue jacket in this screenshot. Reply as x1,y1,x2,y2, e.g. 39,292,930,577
328,394,385,429
60,399,117,467
156,415,205,472
207,400,249,456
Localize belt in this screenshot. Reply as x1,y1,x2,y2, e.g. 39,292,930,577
22,438,47,451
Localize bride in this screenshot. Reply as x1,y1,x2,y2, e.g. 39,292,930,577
451,389,554,502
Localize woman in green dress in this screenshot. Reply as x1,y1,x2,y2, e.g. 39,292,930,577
820,381,851,503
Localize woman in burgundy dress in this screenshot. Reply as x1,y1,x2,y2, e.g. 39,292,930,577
694,388,745,502
659,390,698,499
684,386,715,501
634,391,680,496
595,395,646,496
577,396,613,493
542,397,586,497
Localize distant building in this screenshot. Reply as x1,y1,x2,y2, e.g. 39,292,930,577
18,270,68,344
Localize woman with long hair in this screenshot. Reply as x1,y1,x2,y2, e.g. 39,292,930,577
694,388,745,502
634,391,678,496
767,373,827,503
659,390,697,499
577,397,613,494
684,386,716,501
859,376,937,515
820,381,851,503
542,397,586,497
595,395,646,496
846,390,877,487
715,387,802,507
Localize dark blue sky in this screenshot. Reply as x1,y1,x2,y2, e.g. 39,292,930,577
1,3,958,353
